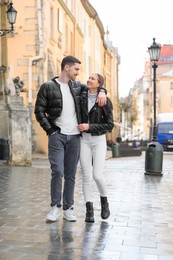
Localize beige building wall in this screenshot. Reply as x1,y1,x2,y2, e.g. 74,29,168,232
158,75,173,113
104,47,120,141
147,64,173,138
4,0,120,154
81,0,105,79
111,49,120,140
157,64,173,77
7,1,37,102
142,74,151,140
131,59,173,141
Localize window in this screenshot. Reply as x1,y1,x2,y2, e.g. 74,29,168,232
84,19,86,35
171,95,173,105
88,25,91,37
50,7,54,39
58,9,63,33
158,123,173,134
71,0,74,13
65,23,68,52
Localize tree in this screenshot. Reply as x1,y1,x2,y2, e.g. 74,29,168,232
120,96,138,140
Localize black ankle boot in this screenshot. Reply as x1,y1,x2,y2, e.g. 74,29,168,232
100,197,110,220
85,202,94,223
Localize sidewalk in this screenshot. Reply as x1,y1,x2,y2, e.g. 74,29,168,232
0,151,173,260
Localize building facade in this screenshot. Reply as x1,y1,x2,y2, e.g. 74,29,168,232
0,0,120,156
122,44,173,141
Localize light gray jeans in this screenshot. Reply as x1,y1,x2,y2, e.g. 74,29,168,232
48,132,80,210
80,133,107,202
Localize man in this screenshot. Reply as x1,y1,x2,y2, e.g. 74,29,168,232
34,56,106,222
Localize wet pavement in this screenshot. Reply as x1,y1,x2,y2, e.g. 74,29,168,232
0,151,173,260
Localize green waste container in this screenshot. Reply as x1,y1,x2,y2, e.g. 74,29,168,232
145,141,163,175
112,143,120,158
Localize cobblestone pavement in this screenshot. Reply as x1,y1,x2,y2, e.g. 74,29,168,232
0,151,173,260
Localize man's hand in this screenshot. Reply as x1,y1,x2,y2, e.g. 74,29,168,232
96,91,106,106
78,123,89,132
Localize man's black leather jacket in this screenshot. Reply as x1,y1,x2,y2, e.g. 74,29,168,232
34,77,83,135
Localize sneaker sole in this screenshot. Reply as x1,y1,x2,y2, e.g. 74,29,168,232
46,219,57,222
46,214,60,222
63,216,76,222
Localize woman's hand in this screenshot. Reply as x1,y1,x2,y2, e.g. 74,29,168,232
77,123,89,132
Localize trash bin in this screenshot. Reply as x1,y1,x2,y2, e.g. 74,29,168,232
0,138,9,160
145,141,163,175
112,143,120,158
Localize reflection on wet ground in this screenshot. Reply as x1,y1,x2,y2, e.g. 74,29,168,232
0,152,173,259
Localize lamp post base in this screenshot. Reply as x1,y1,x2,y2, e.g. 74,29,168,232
144,171,163,176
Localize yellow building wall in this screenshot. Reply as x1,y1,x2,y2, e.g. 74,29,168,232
5,0,120,154
158,76,173,113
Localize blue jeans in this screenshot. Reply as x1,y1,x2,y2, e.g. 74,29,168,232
48,132,80,210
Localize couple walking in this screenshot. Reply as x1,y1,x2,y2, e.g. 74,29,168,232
34,56,114,223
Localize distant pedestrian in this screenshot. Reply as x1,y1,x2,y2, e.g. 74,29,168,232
78,73,114,222
34,56,106,222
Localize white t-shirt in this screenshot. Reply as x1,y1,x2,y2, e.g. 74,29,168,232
54,79,79,135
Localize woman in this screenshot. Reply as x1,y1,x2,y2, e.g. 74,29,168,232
78,73,114,222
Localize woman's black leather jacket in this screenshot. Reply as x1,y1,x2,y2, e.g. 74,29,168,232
80,90,114,136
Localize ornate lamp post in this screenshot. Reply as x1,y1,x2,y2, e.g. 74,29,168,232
145,38,163,176
148,38,161,141
0,2,17,102
0,1,17,36
0,2,31,166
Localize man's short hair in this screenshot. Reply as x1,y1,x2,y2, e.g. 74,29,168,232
61,56,81,70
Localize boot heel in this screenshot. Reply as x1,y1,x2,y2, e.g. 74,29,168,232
85,202,94,223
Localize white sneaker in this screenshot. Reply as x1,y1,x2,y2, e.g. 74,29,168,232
63,207,76,222
46,206,60,222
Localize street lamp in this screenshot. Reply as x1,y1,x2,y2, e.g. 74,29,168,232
145,38,163,176
0,2,17,36
148,38,161,141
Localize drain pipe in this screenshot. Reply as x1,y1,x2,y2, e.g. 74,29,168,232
28,0,44,150
28,0,43,114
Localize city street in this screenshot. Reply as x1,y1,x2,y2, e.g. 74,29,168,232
0,151,173,260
